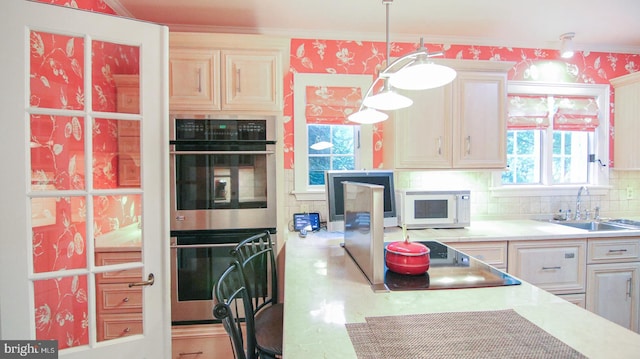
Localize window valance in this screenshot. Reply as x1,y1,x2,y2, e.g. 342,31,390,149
507,94,600,132
507,95,549,129
305,86,362,125
553,96,599,131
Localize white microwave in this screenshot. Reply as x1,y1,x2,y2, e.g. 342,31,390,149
396,189,471,229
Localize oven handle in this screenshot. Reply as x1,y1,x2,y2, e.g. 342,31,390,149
171,243,236,249
169,150,275,155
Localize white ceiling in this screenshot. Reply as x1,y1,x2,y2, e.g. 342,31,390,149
107,0,640,54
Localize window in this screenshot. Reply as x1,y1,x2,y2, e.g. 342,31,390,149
308,124,358,185
493,82,610,195
293,74,373,200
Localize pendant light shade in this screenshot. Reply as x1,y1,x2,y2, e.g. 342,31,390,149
362,78,413,110
310,141,333,150
347,108,389,124
389,61,457,90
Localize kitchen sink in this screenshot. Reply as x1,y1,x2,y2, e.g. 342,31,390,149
547,219,640,232
608,218,640,227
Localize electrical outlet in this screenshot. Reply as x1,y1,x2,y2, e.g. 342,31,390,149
300,204,309,213
627,187,634,200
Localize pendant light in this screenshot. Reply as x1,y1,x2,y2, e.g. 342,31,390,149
347,108,389,124
388,39,458,90
348,0,456,124
362,77,413,110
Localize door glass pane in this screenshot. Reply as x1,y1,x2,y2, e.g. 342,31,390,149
29,31,85,110
32,196,87,273
34,275,89,349
31,115,86,191
93,194,142,245
91,40,140,113
93,118,141,189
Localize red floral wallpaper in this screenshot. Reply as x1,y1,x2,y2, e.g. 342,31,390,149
31,0,140,349
284,39,640,169
36,0,116,15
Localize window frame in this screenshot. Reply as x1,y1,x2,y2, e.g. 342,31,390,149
491,81,610,197
293,73,373,200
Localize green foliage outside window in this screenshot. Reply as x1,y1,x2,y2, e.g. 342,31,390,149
308,124,356,186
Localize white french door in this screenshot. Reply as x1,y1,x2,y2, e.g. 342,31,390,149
0,1,169,358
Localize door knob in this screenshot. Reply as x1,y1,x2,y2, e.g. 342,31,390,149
128,273,155,287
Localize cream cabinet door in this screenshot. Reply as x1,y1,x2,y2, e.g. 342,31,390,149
611,72,640,170
452,71,507,169
169,48,220,112
586,263,640,332
221,50,283,112
385,85,453,168
508,240,587,295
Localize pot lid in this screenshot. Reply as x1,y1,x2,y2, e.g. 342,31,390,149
386,238,430,256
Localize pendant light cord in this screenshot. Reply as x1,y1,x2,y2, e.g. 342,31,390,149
385,0,391,67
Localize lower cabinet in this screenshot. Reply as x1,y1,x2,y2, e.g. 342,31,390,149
586,237,640,333
95,250,142,341
447,241,507,270
172,324,234,359
507,239,586,295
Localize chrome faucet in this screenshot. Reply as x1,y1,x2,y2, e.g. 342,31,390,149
575,186,589,220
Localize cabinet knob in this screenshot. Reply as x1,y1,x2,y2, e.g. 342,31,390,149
122,297,129,303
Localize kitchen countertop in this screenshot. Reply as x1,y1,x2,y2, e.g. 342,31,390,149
282,221,640,359
399,218,640,243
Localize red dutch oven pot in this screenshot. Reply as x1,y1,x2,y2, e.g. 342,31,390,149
385,238,430,275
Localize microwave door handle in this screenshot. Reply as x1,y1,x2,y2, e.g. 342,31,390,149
169,150,275,155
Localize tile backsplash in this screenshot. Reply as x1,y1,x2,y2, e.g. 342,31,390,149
284,169,640,224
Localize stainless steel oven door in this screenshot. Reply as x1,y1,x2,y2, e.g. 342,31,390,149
169,147,276,231
170,237,237,324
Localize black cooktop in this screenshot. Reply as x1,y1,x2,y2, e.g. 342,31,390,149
383,241,521,291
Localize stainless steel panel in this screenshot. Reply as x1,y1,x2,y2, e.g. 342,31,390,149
342,182,386,290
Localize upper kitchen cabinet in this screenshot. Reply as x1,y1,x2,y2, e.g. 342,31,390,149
169,48,220,112
611,72,640,170
383,60,514,170
169,32,289,114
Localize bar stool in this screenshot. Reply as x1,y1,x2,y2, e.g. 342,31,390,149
212,260,258,359
233,231,283,359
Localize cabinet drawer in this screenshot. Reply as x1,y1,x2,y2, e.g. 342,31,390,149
97,283,143,312
448,241,507,269
98,313,142,341
557,293,586,308
588,238,640,264
508,240,586,294
172,324,234,359
96,251,142,283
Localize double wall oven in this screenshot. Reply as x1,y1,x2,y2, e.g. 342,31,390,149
169,115,277,324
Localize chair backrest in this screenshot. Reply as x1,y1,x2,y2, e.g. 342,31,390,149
232,231,278,314
212,260,257,359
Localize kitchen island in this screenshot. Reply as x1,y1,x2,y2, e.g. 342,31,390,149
282,228,640,359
